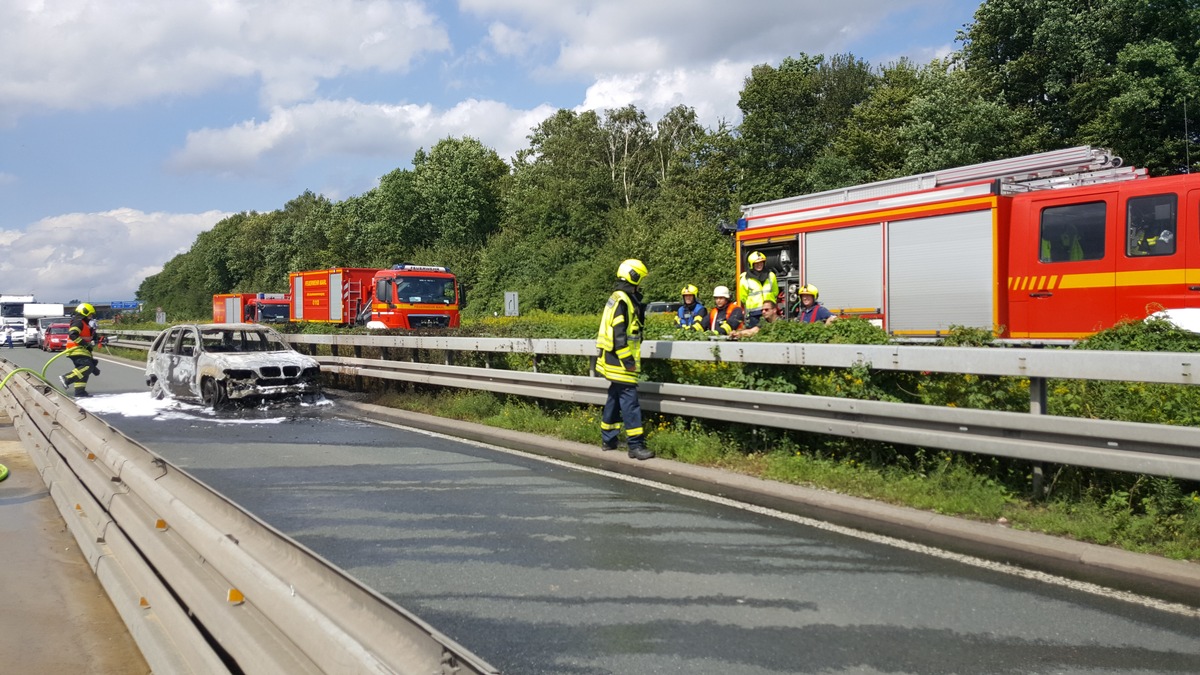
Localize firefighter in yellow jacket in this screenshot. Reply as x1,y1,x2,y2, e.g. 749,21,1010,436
596,259,654,460
738,251,779,330
60,302,101,398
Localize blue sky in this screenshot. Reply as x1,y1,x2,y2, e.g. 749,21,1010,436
0,0,980,303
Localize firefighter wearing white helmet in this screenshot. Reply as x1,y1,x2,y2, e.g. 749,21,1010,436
738,250,779,330
61,302,102,398
797,284,836,325
596,259,654,460
700,285,744,336
675,284,705,330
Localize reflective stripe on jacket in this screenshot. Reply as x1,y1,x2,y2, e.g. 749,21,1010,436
65,316,95,352
676,302,705,328
705,303,743,335
738,272,778,313
596,290,641,384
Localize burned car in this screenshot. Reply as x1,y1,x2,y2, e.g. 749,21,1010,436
145,323,321,408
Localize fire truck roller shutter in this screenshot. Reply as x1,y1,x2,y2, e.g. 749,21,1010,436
887,210,995,334
292,276,304,320
330,272,343,323
804,224,883,317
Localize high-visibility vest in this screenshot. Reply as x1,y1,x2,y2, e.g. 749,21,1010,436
596,290,641,383
738,272,778,312
707,303,743,334
65,317,95,350
676,303,705,328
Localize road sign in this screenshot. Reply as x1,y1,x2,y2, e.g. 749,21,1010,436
504,292,519,317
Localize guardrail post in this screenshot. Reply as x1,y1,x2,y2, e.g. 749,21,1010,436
353,344,363,390
1029,376,1048,499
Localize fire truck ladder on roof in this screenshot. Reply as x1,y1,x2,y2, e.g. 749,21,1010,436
741,146,1148,220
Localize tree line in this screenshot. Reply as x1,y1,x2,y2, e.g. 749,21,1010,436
138,0,1200,319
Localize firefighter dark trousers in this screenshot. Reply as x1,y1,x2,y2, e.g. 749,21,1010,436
601,381,645,449
64,353,98,394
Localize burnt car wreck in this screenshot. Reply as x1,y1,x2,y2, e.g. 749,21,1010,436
146,323,322,409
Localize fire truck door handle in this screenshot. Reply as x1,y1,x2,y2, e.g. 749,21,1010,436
1189,286,1200,291
1029,291,1053,298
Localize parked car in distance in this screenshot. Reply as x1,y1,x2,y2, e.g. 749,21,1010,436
145,323,322,409
645,301,683,315
24,325,38,347
41,323,70,351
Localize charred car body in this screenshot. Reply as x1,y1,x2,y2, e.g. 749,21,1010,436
145,323,321,408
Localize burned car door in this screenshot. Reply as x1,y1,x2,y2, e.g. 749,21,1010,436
149,328,181,397
171,327,201,398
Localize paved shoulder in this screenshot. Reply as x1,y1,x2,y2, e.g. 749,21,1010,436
0,428,147,674
344,398,1200,607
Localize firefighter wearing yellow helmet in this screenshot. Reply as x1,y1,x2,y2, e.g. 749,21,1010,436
596,259,654,460
61,302,101,397
738,250,779,331
675,284,705,330
797,284,836,325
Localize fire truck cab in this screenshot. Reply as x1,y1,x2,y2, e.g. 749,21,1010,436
736,147,1200,340
366,264,462,329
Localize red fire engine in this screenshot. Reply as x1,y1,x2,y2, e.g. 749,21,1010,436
736,146,1199,340
212,293,290,324
288,265,461,329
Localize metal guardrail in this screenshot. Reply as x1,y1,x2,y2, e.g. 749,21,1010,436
107,329,1200,386
318,355,1200,482
0,362,498,675
104,329,1200,480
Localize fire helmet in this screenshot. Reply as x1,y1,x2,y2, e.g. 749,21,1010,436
713,285,732,299
798,284,819,300
75,302,96,318
616,259,648,286
681,284,698,297
747,251,767,265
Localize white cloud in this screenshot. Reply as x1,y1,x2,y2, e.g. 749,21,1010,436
580,60,755,127
486,22,531,58
169,98,557,174
461,0,930,76
0,209,229,302
0,172,16,185
0,0,451,119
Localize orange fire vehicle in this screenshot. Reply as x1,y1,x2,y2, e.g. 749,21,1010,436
289,265,461,329
736,146,1199,340
212,293,290,324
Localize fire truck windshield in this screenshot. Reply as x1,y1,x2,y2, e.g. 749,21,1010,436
257,303,290,323
395,277,456,304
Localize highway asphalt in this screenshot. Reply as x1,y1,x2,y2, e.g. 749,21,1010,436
2,346,1198,673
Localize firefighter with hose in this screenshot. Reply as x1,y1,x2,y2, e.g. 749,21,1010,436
60,302,101,398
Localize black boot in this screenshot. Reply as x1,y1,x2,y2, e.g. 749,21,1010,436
627,446,654,461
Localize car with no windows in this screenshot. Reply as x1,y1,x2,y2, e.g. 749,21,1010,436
145,323,322,408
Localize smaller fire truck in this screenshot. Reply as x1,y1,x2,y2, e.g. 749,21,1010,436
289,265,461,329
212,293,291,324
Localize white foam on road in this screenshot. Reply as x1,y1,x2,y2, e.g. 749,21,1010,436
73,392,311,424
